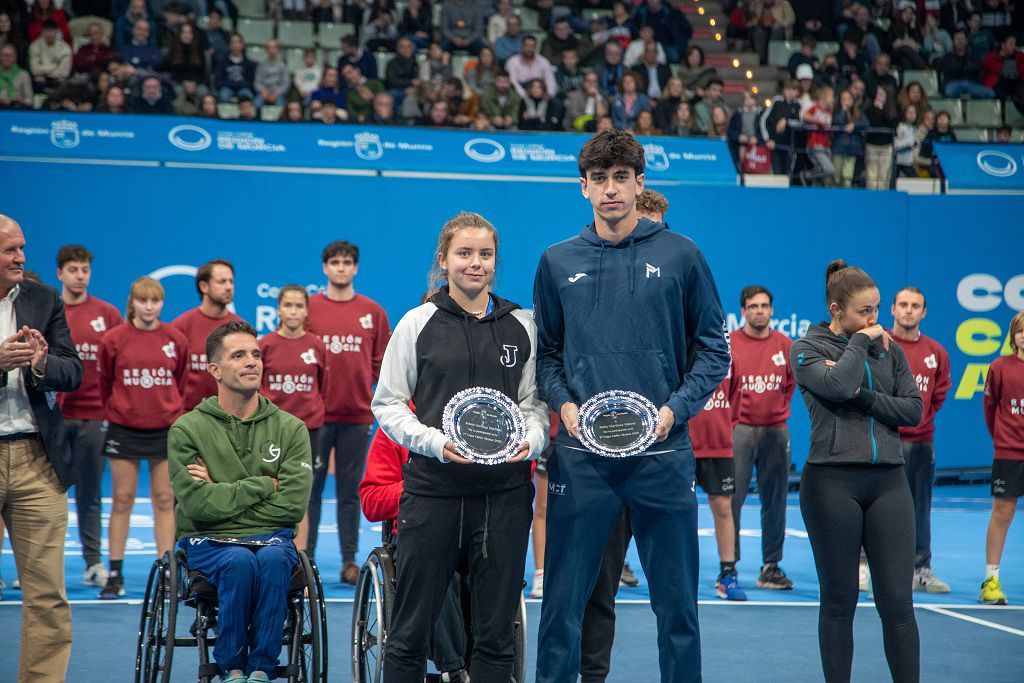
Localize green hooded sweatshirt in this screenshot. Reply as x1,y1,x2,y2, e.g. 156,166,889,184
169,395,313,540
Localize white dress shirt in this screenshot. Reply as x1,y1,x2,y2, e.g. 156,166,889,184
0,285,39,435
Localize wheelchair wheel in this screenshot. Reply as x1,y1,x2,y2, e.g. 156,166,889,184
289,550,328,683
134,552,178,683
352,547,396,683
512,593,527,683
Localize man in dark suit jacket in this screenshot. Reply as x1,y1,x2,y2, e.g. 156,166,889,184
0,213,82,683
631,40,674,101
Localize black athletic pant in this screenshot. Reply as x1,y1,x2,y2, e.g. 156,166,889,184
307,423,370,561
800,463,920,683
901,441,935,569
732,424,790,566
65,419,107,567
385,485,533,683
580,508,631,683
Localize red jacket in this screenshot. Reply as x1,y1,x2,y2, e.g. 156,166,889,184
688,363,741,458
359,428,409,523
983,354,1024,461
891,331,951,442
981,50,1024,89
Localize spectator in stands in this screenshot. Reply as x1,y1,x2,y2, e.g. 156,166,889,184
0,12,27,69
214,32,256,102
203,8,230,64
761,78,801,173
912,108,935,176
795,62,817,112
165,22,207,93
121,19,162,71
728,90,765,161
0,43,32,107
338,33,378,80
707,104,730,138
422,98,451,126
543,17,594,69
837,35,869,86
788,34,820,79
464,45,498,94
506,35,557,99
897,81,930,119
939,30,994,99
981,34,1024,119
833,87,867,186
865,85,898,189
362,0,399,52
310,67,345,114
369,90,398,124
631,39,672,101
419,40,453,84
611,71,650,130
281,0,305,20
480,69,520,129
28,20,70,92
27,0,69,44
445,75,477,126
888,2,927,70
72,22,117,77
342,61,384,121
924,109,957,159
471,111,493,129
563,69,608,131
158,3,195,50
792,0,834,40
519,77,564,130
633,108,660,135
751,0,795,66
978,0,1012,40
894,103,919,177
842,4,883,62
132,74,173,113
865,52,898,99
294,48,322,99
623,24,666,68
555,47,585,96
666,99,700,136
279,99,305,122
966,11,996,56
197,92,218,117
237,94,257,120
318,97,342,123
678,45,718,100
597,1,636,53
995,125,1012,142
97,84,128,112
440,0,485,54
594,41,625,97
494,14,524,64
921,12,951,65
694,78,728,132
654,75,686,131
488,0,513,45
254,39,290,110
800,84,836,185
385,36,419,104
399,0,433,50
172,79,202,114
634,0,692,62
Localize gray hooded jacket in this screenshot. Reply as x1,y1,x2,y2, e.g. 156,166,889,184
791,324,922,466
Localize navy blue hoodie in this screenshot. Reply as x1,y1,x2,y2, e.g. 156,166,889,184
533,218,731,453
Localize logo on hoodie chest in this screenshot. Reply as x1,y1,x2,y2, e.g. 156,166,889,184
500,344,519,368
260,440,282,463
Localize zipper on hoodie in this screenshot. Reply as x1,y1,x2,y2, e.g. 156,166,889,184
864,361,878,464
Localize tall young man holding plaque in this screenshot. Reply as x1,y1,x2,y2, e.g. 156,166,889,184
533,130,731,683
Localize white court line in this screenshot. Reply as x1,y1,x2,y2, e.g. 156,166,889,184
921,604,1024,637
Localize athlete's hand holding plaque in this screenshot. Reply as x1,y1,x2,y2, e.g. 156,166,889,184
442,387,527,465
577,390,661,457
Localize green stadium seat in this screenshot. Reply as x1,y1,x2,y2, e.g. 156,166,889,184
217,103,240,119
235,0,266,18
322,48,340,67
965,99,1002,128
246,45,267,63
237,18,274,45
902,69,939,97
1006,103,1024,128
954,128,989,142
583,8,613,21
432,2,441,27
815,41,838,59
318,22,355,48
1010,129,1024,142
930,98,964,125
514,6,540,31
278,21,315,48
260,104,283,121
375,51,394,78
768,40,796,68
286,47,308,69
452,53,473,77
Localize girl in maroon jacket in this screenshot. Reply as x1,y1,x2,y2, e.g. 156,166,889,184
97,276,188,599
980,310,1024,605
259,284,326,552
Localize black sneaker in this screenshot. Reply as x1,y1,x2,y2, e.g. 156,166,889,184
99,573,125,600
619,562,640,588
756,563,793,590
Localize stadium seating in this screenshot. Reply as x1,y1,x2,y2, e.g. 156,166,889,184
930,98,964,126
278,21,316,49
902,70,940,97
237,17,274,45
965,100,1003,128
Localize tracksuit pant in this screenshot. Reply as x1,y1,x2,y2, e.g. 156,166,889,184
537,446,701,683
307,423,371,561
731,424,790,566
65,419,107,567
580,508,631,683
901,440,935,570
385,485,533,683
180,529,298,677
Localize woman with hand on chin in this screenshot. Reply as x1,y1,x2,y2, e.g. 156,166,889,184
371,212,549,683
791,260,923,683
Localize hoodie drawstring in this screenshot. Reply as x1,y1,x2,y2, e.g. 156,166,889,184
458,497,465,549
594,243,606,309
628,236,636,295
461,315,476,386
482,494,490,559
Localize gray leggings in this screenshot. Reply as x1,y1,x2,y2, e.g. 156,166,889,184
66,419,107,567
731,424,790,565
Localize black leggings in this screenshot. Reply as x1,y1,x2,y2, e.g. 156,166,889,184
800,463,920,683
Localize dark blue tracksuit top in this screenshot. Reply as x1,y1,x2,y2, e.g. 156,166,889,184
533,217,731,452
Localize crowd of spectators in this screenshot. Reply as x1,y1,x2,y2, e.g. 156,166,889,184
0,0,1021,185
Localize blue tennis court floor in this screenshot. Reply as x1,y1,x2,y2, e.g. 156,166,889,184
1,481,1022,681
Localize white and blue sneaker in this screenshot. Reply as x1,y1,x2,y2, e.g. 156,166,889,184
715,571,748,601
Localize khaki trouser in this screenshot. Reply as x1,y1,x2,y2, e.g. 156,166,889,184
865,143,893,190
0,436,72,683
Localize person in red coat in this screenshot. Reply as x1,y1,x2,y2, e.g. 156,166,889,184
980,310,1024,606
26,0,70,43
97,276,188,599
981,34,1024,119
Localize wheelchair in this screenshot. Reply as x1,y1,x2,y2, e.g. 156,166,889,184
135,547,329,683
351,521,527,683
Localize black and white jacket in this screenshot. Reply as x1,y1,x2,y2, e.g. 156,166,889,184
371,287,549,497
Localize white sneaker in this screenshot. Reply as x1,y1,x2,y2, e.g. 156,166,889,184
913,567,951,593
859,562,871,592
83,563,109,588
530,569,544,599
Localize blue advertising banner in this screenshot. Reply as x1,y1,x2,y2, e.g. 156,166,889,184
935,142,1024,193
0,111,738,185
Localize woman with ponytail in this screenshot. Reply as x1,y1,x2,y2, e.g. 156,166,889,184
790,260,923,682
371,212,549,682
97,276,188,599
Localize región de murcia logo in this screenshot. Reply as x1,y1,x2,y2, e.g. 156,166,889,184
323,334,363,354
267,373,315,395
122,368,175,389
703,388,730,411
915,373,931,395
1011,398,1023,416
76,342,100,362
742,373,784,394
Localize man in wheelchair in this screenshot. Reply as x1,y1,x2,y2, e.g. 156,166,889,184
169,321,313,683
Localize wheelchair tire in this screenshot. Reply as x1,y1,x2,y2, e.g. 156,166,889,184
512,593,527,683
289,550,328,683
134,552,177,683
351,547,396,683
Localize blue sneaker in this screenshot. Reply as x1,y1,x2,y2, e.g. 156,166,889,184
715,572,748,601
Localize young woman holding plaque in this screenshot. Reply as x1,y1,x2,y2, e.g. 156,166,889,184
370,212,549,683
791,261,923,683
